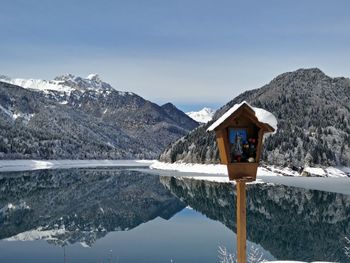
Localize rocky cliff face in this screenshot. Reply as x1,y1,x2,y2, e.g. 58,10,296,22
0,74,198,159
160,68,350,168
160,176,350,262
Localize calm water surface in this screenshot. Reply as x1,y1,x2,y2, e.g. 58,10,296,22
0,168,349,262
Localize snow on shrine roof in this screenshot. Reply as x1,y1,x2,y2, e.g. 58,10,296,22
207,101,277,132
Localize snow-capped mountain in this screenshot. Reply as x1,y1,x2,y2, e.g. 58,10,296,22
0,74,73,94
53,73,117,93
0,74,198,159
186,107,215,123
0,73,117,95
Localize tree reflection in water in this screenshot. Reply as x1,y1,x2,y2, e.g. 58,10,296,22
161,176,350,262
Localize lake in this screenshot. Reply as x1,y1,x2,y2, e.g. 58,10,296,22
0,168,349,262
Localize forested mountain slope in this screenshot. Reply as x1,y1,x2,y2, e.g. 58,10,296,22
0,74,198,159
160,68,350,168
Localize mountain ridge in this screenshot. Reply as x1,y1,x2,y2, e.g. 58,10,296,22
0,73,120,94
159,68,350,168
0,74,198,159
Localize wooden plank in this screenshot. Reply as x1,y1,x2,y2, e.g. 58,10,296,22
236,181,247,263
255,128,264,162
216,129,230,164
227,163,258,180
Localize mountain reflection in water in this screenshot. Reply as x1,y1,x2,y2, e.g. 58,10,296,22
0,168,349,262
161,176,350,263
0,169,185,246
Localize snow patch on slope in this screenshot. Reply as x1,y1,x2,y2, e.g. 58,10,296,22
5,227,66,242
0,76,74,94
0,104,34,122
0,104,13,118
0,201,30,215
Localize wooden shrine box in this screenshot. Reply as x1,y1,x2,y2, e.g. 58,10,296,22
207,102,275,181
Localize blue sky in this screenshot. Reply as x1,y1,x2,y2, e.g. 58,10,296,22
1,0,350,111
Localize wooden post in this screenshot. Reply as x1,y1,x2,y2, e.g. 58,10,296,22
236,181,247,263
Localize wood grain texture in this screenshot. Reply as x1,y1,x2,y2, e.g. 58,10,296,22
236,181,247,263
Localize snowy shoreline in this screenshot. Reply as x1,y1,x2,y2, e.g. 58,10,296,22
0,159,348,179
0,159,349,195
150,160,350,178
149,161,350,195
0,159,153,172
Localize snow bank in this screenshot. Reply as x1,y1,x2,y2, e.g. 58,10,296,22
304,167,349,178
151,161,227,174
150,161,350,195
150,161,275,184
303,167,326,176
264,261,335,263
149,161,229,183
151,161,349,179
151,161,298,177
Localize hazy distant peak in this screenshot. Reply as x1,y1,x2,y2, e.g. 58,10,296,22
186,107,215,123
0,75,11,82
